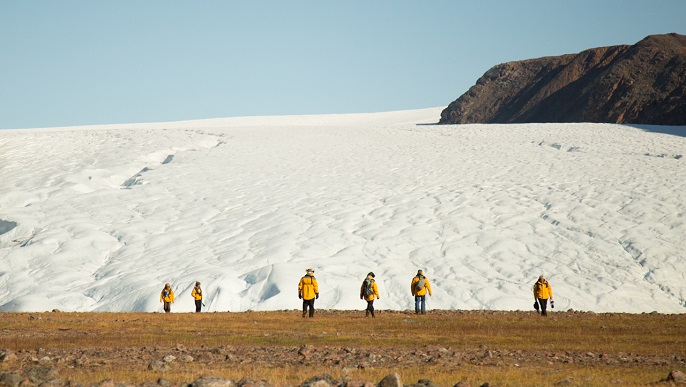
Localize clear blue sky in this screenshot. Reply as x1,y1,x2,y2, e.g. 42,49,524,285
1,1,684,129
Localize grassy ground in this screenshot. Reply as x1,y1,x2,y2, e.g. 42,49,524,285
1,309,685,386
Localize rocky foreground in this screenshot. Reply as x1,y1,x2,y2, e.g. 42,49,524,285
1,310,685,386
1,344,685,386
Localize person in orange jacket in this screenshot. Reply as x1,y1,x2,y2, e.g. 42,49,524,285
191,281,203,313
298,268,319,318
411,269,432,314
533,275,553,316
360,272,380,317
160,283,174,313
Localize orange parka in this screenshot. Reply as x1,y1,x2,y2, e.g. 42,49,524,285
533,279,553,300
411,275,432,297
360,276,380,301
298,274,319,301
160,287,175,303
191,286,202,301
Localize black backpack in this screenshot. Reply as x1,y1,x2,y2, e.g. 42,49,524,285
363,278,374,296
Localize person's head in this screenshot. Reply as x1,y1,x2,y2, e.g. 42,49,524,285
417,269,424,276
195,281,201,287
538,275,546,282
306,268,314,276
367,272,375,278
164,283,171,289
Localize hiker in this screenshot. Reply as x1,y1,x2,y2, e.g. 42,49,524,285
160,283,175,313
533,275,554,316
298,268,319,318
360,272,380,317
191,281,203,313
411,269,432,314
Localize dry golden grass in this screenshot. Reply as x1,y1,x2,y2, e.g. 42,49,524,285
1,309,685,386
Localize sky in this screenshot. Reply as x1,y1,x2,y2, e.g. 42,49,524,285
1,1,685,129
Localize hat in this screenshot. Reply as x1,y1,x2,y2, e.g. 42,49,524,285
417,269,424,275
306,268,314,273
367,272,375,278
195,281,201,286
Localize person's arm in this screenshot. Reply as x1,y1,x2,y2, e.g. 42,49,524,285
373,281,380,299
426,279,432,296
549,284,553,300
313,278,319,298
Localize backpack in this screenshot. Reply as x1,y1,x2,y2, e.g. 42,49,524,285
363,278,374,296
414,276,426,292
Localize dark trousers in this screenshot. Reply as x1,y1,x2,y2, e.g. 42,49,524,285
537,298,548,316
365,300,375,317
195,300,202,313
302,298,315,317
163,302,171,313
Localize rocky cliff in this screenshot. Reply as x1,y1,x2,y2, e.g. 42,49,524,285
439,33,686,125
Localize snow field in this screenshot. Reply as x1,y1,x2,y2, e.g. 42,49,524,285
0,108,684,313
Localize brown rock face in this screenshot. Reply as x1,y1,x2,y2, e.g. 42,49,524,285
439,33,686,125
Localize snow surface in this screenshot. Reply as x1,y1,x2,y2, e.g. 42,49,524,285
1,108,685,313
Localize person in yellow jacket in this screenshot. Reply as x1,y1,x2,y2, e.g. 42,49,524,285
191,281,203,313
298,268,319,318
411,269,432,314
360,272,380,318
160,283,174,313
533,275,553,316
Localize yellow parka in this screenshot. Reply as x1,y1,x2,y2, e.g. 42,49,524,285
191,286,202,301
533,279,552,300
411,275,432,296
298,274,319,301
160,288,175,303
360,276,380,301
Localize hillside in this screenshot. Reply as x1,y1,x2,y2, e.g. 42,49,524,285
439,33,686,125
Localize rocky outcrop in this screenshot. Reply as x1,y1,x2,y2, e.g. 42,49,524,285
439,33,686,125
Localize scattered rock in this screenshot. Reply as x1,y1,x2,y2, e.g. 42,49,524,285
0,372,24,387
157,378,173,387
0,350,18,362
178,354,194,362
378,373,403,387
191,376,235,387
147,360,169,372
162,355,176,363
406,379,438,387
298,344,314,359
24,366,60,384
453,381,471,387
667,370,686,383
344,381,375,387
236,376,270,387
554,377,575,386
300,373,338,387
